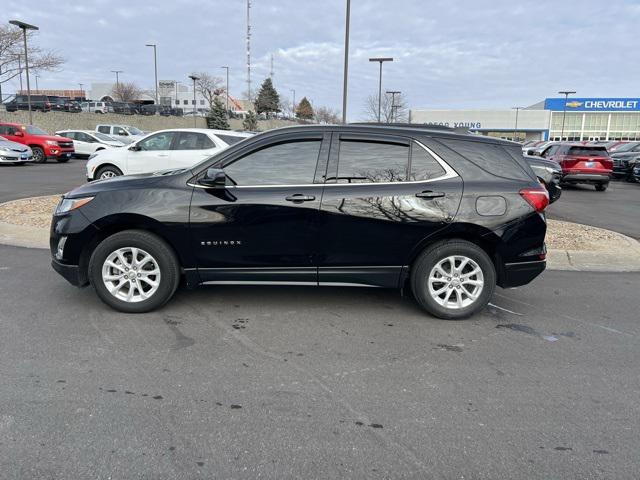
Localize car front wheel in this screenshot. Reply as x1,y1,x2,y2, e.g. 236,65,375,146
411,240,496,320
31,146,46,163
88,230,180,313
96,165,123,180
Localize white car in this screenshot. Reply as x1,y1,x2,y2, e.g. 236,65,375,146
54,130,125,158
80,101,113,114
86,128,253,180
96,124,146,145
0,138,32,164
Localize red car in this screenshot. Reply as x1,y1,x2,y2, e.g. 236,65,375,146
539,143,612,191
0,122,75,163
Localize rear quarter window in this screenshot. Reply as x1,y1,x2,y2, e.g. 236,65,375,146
216,134,247,146
437,138,532,181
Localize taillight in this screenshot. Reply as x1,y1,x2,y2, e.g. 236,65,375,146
520,187,549,213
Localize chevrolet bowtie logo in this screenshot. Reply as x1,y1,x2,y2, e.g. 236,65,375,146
566,101,583,108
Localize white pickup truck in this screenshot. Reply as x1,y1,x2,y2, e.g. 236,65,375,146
95,124,146,145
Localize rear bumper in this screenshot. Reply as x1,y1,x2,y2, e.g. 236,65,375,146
499,260,546,288
51,258,85,286
562,173,610,184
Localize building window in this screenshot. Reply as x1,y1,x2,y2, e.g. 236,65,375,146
192,100,196,105
175,99,180,105
183,100,188,105
200,99,205,105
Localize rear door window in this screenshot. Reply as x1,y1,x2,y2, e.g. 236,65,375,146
334,136,409,183
175,132,215,150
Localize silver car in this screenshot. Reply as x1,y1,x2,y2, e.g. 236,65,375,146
0,138,32,165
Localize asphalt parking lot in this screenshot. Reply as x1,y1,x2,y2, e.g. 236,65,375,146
0,244,638,479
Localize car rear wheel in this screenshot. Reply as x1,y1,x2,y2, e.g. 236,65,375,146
31,146,46,163
88,230,180,313
96,165,123,179
595,183,608,191
411,240,496,320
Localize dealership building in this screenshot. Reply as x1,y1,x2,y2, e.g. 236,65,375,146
409,98,640,142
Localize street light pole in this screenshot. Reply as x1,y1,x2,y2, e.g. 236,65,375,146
341,0,351,124
146,44,158,104
512,106,523,142
386,90,400,123
111,70,123,90
558,90,576,141
78,83,84,101
35,74,39,93
10,20,39,125
290,89,296,117
369,57,393,123
188,74,199,127
220,66,229,115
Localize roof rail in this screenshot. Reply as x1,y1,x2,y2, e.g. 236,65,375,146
348,122,469,133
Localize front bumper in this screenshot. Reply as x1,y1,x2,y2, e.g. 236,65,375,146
0,153,31,163
562,173,610,184
499,259,546,288
51,258,85,286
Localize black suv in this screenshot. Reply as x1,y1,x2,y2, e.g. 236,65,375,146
50,125,548,319
5,95,51,112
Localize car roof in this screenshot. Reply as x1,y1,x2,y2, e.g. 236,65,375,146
252,124,516,145
149,128,252,136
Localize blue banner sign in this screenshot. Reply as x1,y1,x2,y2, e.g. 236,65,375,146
544,98,640,112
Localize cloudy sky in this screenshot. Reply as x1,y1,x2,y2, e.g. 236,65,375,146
3,0,639,119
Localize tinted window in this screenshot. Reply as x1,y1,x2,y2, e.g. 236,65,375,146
409,142,446,181
216,134,247,146
175,132,215,150
97,126,110,134
336,138,408,183
439,139,530,180
138,132,175,151
63,132,77,140
567,146,609,157
113,127,127,135
224,139,321,185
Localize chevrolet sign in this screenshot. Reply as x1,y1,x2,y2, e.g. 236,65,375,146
545,98,640,112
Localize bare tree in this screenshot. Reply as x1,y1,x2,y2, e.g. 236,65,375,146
0,25,64,87
363,92,408,123
314,106,341,124
111,82,142,102
192,72,225,110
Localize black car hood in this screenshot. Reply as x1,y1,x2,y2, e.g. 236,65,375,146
65,169,190,198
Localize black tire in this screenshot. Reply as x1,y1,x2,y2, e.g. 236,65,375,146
88,230,180,313
95,165,123,180
595,183,608,191
56,157,70,163
410,240,496,320
31,146,46,163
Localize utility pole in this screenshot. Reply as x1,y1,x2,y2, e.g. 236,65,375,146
35,74,39,93
246,0,252,102
78,83,84,101
146,44,158,104
290,89,296,117
10,20,39,125
512,106,523,142
270,54,274,79
386,90,400,123
369,57,393,123
341,0,350,124
558,90,576,141
220,66,229,115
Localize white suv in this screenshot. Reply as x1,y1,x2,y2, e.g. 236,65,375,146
55,130,125,158
80,102,113,114
86,128,253,180
96,124,146,145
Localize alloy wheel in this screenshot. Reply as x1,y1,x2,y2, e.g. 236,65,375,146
427,255,484,309
100,170,118,179
101,247,161,303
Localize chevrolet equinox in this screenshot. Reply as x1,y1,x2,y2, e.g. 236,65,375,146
51,125,548,319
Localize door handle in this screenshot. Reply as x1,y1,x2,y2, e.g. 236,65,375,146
416,190,445,199
285,194,316,203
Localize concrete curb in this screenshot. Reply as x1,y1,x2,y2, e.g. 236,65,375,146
1,197,640,273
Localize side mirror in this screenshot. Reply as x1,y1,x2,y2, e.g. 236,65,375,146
198,168,227,188
526,149,536,156
118,131,128,136
128,144,141,151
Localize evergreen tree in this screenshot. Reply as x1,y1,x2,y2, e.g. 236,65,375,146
254,78,280,117
242,111,258,131
206,97,230,130
295,97,314,120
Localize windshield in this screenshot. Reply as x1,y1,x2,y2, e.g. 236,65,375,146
25,126,48,136
612,142,638,152
567,146,609,157
126,126,143,135
94,132,119,142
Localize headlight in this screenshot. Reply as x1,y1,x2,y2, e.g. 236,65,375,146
55,196,94,214
46,140,59,146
